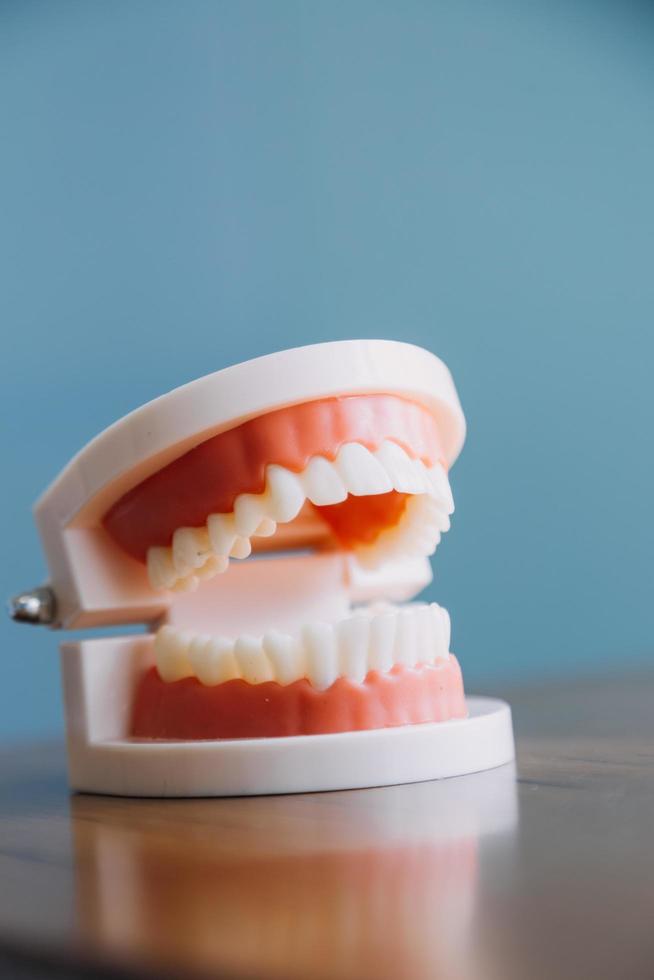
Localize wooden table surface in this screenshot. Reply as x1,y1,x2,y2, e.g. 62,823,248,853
1,669,653,980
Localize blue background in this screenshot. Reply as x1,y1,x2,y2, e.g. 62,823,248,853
1,0,652,741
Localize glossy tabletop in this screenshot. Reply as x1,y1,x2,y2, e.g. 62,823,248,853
1,669,653,980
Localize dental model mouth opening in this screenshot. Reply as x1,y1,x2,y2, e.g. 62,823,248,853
17,340,513,796
99,393,464,739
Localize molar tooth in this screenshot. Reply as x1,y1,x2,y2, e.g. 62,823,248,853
368,610,397,674
254,517,277,537
191,635,239,685
154,626,194,682
234,635,274,684
301,456,348,505
195,555,229,579
302,622,338,690
337,615,370,684
335,443,393,496
207,513,236,556
172,527,211,574
230,536,252,559
234,495,265,537
395,607,418,667
147,547,178,590
263,631,304,685
375,441,424,494
428,464,455,513
265,465,306,523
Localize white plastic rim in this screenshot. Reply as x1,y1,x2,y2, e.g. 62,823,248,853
67,697,515,798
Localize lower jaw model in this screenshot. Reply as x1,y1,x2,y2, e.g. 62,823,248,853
11,340,514,796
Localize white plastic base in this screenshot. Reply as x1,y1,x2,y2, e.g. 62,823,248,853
66,696,514,798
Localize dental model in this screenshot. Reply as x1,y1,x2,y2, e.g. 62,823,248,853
10,340,514,796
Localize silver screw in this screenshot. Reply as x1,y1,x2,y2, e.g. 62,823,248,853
7,586,57,625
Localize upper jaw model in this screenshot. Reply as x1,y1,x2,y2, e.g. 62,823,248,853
12,340,514,796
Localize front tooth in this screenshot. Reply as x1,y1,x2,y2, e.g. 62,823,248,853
301,456,348,505
395,608,418,667
233,495,265,537
368,609,397,674
374,441,424,493
335,443,393,496
147,547,178,590
337,615,369,684
265,465,306,523
190,635,239,685
207,513,236,556
430,604,451,661
415,605,435,664
230,536,252,559
411,458,434,494
172,527,211,573
154,626,194,682
302,622,338,689
234,635,274,684
428,464,455,513
263,631,304,685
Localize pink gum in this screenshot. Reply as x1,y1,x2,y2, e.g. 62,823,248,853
104,394,446,562
130,657,467,740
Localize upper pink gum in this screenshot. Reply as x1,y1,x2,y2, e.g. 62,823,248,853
103,394,446,563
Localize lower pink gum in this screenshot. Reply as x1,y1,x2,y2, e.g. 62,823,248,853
130,657,467,740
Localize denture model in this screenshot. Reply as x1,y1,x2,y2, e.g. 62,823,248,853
10,340,514,796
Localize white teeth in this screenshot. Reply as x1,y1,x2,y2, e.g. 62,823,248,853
155,601,452,688
234,636,274,684
254,517,277,537
190,635,239,685
301,455,348,506
411,458,434,494
368,610,396,673
230,536,252,559
154,625,194,681
263,631,304,685
303,622,339,690
172,527,211,573
207,513,236,556
233,495,265,537
428,463,455,513
395,608,418,667
374,441,425,493
415,604,435,665
195,555,228,579
430,603,451,661
265,465,306,523
147,547,179,590
145,440,454,592
337,615,370,684
440,606,451,656
335,443,393,496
